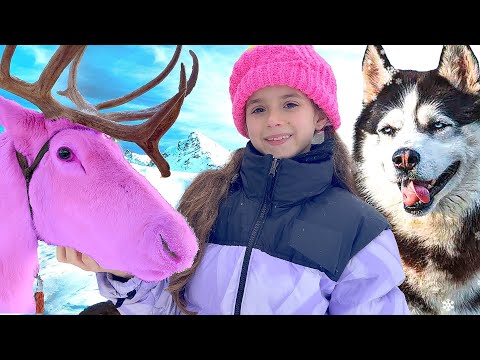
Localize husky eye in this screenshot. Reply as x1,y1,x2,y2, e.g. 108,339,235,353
431,121,450,131
57,147,72,160
378,126,396,136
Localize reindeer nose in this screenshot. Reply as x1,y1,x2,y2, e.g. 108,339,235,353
160,234,179,260
392,148,420,171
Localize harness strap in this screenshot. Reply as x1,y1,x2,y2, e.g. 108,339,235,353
15,140,50,215
15,140,50,314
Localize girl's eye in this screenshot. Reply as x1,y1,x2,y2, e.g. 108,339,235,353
57,147,72,160
251,107,264,114
285,102,298,109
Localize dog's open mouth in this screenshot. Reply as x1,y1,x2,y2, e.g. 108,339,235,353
396,161,460,213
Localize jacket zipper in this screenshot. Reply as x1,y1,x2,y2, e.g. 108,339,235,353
234,157,279,314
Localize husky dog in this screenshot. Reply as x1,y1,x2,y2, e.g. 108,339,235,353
352,45,480,315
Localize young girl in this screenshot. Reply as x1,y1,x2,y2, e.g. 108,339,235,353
58,45,410,315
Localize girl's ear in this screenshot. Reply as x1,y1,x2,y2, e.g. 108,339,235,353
314,108,329,131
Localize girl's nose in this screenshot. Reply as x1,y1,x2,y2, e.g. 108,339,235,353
266,111,283,127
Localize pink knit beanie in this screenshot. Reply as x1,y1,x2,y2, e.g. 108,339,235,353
229,45,341,138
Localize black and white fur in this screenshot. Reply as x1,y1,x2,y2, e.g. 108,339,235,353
352,45,480,315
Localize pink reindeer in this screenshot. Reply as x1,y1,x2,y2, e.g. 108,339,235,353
0,45,199,314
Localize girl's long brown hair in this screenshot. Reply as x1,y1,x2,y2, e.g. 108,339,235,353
167,127,357,314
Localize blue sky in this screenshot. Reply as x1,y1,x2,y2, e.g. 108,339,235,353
0,45,249,153
2,45,479,153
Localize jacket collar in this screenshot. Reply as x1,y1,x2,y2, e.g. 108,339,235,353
240,138,335,206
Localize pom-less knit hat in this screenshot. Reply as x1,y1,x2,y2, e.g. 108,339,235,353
229,45,341,138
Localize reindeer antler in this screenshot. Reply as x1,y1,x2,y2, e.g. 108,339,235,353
0,45,199,177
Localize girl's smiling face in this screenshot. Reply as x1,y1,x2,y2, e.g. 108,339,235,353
245,85,327,159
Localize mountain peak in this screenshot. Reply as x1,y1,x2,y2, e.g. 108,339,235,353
122,132,232,173
123,149,155,167
162,132,232,173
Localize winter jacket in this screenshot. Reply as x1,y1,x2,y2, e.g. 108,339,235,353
96,139,410,315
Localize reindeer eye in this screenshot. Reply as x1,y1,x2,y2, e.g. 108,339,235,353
57,147,72,160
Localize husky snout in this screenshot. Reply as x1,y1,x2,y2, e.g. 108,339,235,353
392,147,420,172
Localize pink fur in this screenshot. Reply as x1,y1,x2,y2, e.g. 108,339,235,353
0,96,198,314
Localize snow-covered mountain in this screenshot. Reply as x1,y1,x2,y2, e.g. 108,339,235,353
122,131,232,173
162,131,232,173
123,150,155,167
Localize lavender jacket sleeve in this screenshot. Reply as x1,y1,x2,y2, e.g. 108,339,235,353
328,229,411,315
96,273,181,315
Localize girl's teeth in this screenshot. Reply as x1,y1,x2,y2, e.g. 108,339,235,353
268,135,290,141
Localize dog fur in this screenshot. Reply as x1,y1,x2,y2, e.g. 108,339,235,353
352,45,480,314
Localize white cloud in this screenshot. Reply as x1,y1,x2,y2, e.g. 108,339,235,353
21,45,56,66
140,45,170,64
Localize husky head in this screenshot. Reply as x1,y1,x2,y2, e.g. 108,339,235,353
353,45,480,220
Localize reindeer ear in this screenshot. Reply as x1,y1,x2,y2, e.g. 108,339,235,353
0,95,43,135
362,45,394,104
437,45,480,94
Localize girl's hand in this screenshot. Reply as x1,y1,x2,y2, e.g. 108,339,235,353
56,246,133,279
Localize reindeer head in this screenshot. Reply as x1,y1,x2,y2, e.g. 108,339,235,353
0,46,200,312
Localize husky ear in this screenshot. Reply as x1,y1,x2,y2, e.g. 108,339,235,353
362,45,394,104
437,45,480,94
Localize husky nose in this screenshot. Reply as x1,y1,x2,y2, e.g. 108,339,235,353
392,148,420,171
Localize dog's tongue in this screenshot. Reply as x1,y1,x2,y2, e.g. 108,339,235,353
401,180,430,206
